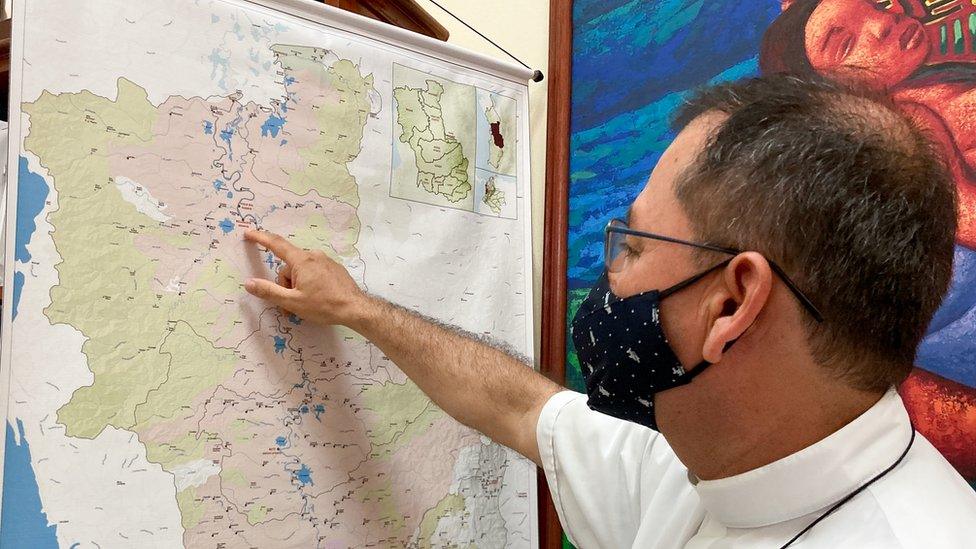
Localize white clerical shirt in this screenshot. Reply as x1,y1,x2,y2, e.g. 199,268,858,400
537,388,976,548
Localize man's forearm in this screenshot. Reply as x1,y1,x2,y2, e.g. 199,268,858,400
349,295,562,464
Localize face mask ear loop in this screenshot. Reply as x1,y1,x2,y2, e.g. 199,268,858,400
680,309,760,385
674,333,742,386
659,257,734,300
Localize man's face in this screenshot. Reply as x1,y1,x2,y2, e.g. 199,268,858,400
609,112,724,374
610,113,719,296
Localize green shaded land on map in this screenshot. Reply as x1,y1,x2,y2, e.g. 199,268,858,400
394,79,471,203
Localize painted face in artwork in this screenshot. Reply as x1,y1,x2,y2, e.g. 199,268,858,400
804,0,929,88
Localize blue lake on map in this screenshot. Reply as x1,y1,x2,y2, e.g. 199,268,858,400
13,157,51,320
220,127,235,158
16,156,49,263
12,271,25,320
1,419,59,548
295,464,313,486
261,115,286,138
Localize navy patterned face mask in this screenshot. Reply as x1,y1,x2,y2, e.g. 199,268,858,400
570,263,731,430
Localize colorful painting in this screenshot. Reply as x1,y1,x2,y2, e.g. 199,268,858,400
567,0,976,488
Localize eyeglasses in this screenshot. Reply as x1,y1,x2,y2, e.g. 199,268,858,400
605,218,824,322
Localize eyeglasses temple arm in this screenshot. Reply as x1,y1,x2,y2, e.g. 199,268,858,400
767,261,825,322
609,225,740,256
608,221,824,322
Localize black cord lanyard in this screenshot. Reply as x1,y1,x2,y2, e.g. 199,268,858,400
779,422,917,548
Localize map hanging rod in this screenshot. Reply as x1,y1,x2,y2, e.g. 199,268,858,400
427,0,545,82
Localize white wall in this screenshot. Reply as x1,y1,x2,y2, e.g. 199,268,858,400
414,0,550,357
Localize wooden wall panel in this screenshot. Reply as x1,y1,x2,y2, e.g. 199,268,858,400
539,0,573,547
322,0,449,41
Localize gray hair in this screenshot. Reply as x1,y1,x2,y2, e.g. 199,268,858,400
672,75,956,391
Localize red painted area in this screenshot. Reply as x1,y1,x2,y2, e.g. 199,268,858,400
489,122,505,149
900,368,976,480
764,0,976,249
762,2,976,483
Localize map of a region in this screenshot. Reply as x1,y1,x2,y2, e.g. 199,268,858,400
0,1,534,548
485,102,506,171
474,169,518,220
476,90,518,178
394,79,472,204
481,93,517,177
391,65,520,218
391,64,477,211
481,176,506,215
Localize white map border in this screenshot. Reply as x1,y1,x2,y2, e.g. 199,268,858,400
0,0,539,546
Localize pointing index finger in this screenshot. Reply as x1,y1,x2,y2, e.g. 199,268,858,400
244,229,303,264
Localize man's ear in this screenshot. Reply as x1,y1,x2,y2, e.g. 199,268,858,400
700,252,772,363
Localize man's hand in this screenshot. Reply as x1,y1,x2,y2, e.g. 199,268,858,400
242,228,561,465
243,229,368,326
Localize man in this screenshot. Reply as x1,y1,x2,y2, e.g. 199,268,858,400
242,75,976,547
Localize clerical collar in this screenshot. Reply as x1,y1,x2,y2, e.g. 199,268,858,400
692,388,912,528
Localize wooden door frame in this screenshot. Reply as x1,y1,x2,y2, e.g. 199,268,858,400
538,0,573,547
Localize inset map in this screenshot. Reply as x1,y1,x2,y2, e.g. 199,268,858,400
476,89,518,177
391,64,476,210
473,169,517,219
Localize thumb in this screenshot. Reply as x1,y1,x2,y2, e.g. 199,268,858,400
245,278,298,307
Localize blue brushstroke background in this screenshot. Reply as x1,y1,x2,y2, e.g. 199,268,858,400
565,0,976,397
569,1,780,287
566,1,781,391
